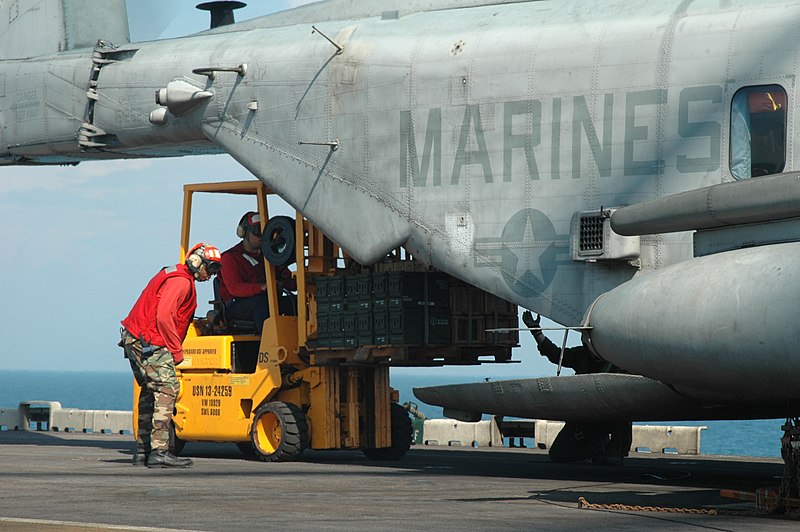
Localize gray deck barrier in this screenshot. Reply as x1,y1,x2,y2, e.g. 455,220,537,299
420,418,706,455
0,401,132,434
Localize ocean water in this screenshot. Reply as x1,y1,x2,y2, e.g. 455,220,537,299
1,370,134,411
0,370,783,458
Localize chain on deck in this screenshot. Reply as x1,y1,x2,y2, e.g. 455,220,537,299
577,417,800,520
578,496,720,515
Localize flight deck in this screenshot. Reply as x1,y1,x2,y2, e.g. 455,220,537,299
0,430,797,531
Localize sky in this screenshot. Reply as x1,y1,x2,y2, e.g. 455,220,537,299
0,0,563,380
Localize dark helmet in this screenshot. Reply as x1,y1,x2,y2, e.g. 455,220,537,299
236,211,262,238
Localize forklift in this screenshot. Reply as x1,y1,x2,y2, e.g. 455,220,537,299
135,180,518,462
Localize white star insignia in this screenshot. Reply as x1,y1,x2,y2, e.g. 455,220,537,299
506,212,547,287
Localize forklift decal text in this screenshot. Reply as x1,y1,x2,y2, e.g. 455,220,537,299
200,397,221,417
184,348,218,355
191,385,232,397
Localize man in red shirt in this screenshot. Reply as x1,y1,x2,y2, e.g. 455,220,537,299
219,212,295,333
120,243,221,468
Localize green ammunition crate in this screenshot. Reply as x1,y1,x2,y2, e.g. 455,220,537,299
327,276,344,302
347,274,372,300
317,276,345,313
357,310,373,345
372,272,388,297
316,276,329,299
387,272,425,308
388,308,450,345
427,273,450,308
327,313,344,348
342,311,356,335
316,312,333,347
374,333,389,345
385,272,451,309
372,297,387,311
373,310,388,334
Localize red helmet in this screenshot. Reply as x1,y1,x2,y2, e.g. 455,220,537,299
186,242,222,276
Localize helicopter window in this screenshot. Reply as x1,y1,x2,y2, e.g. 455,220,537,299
730,85,787,179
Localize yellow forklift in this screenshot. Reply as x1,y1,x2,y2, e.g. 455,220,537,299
135,180,518,462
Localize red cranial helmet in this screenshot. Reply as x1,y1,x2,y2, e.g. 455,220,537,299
186,242,222,277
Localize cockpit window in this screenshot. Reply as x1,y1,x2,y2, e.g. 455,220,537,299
730,85,787,179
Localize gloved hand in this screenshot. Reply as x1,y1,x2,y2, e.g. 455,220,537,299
523,311,545,345
522,310,540,329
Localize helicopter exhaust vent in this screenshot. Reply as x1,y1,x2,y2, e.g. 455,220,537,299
572,209,641,262
579,214,605,253
196,1,247,29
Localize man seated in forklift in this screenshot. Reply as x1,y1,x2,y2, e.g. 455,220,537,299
219,211,297,333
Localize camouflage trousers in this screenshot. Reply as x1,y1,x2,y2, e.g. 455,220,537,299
121,329,179,452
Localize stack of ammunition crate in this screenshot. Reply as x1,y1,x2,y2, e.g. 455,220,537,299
450,281,519,347
373,272,450,345
316,276,344,347
315,272,517,348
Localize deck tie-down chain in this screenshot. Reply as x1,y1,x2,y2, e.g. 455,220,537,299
578,419,800,520
578,496,720,515
577,496,775,518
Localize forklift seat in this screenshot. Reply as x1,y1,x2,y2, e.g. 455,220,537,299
207,277,258,334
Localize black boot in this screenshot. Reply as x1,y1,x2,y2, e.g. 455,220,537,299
146,450,193,468
132,446,148,466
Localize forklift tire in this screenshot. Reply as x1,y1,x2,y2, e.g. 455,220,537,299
250,401,309,462
362,403,413,460
169,423,185,456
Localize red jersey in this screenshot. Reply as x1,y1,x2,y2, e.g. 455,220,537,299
121,264,197,363
219,241,265,301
